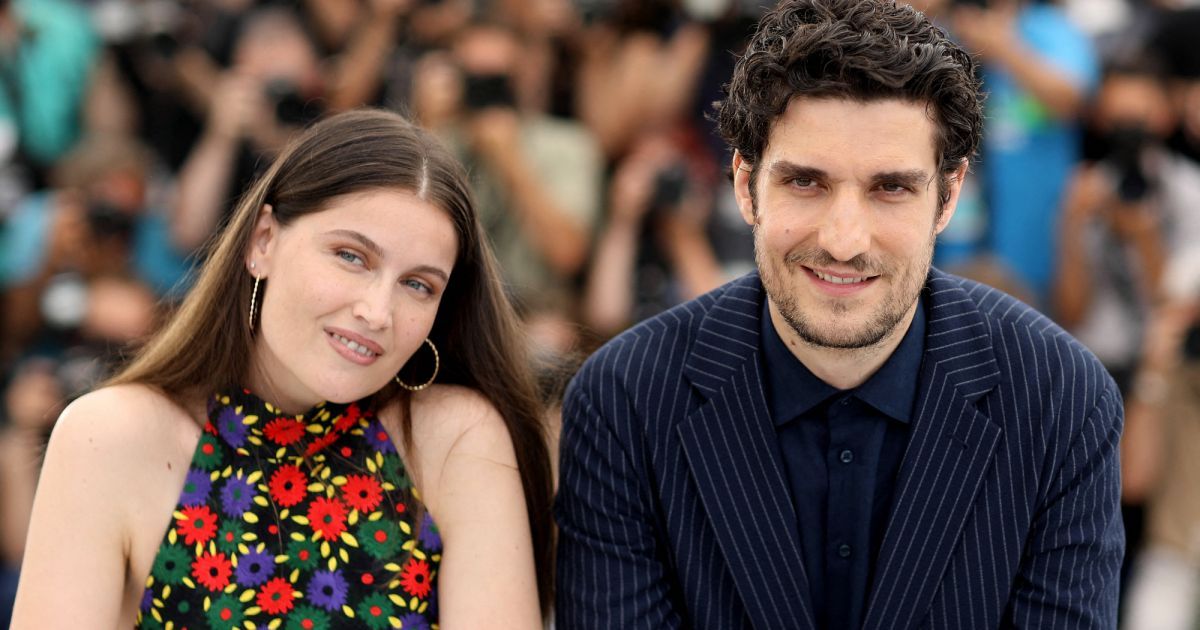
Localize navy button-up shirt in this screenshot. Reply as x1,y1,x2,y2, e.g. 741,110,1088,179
759,297,926,630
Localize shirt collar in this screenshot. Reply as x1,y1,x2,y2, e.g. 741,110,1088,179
760,299,839,426
855,299,925,423
759,295,927,427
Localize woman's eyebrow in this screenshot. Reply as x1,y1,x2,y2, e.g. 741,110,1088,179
327,229,384,258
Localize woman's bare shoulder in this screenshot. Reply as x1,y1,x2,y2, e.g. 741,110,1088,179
410,385,514,461
50,383,204,467
381,385,517,514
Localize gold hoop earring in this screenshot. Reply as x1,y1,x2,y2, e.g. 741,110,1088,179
248,275,262,332
395,338,439,391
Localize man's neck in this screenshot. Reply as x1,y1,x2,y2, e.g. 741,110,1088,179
767,299,920,390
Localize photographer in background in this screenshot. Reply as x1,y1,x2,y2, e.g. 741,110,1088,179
432,20,602,357
1053,59,1176,393
0,133,185,355
583,129,728,338
169,6,325,253
908,0,1099,307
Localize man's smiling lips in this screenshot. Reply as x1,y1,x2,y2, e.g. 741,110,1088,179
802,266,879,295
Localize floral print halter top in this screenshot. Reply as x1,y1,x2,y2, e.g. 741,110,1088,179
135,389,441,630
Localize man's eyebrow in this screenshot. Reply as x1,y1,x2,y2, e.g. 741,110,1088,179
767,161,829,182
873,169,934,189
328,229,384,258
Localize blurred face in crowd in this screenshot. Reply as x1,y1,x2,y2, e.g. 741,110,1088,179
734,97,964,350
232,9,322,94
1094,72,1175,137
453,23,519,78
247,189,458,412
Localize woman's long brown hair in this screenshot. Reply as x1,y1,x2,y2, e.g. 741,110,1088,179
107,109,555,612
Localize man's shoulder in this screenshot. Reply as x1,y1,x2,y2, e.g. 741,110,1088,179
932,270,1071,345
931,270,1117,406
933,270,1080,352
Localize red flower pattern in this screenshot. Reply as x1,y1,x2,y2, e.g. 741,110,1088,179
191,551,232,591
263,417,306,446
256,576,297,614
333,403,361,432
268,464,308,507
399,558,432,599
176,505,218,545
341,474,383,513
304,432,340,458
307,496,348,540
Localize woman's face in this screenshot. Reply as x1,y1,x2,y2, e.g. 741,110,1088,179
246,188,459,413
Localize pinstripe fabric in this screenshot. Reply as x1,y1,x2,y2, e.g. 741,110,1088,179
555,270,1124,630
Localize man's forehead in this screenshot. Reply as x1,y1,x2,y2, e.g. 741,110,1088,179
758,96,942,170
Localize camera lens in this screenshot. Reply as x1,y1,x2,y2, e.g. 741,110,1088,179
40,272,89,331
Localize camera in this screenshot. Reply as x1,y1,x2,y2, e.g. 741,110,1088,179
85,200,136,241
463,73,516,111
650,163,689,213
1101,124,1155,203
264,79,323,126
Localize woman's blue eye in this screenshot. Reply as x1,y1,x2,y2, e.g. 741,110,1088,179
404,279,432,293
338,250,364,265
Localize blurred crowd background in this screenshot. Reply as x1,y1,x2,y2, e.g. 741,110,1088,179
0,0,1197,626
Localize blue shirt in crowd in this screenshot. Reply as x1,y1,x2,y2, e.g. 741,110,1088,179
759,295,925,630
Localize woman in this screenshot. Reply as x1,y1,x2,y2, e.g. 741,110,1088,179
11,110,553,628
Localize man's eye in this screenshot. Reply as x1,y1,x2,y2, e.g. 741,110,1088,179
879,183,912,194
790,177,817,188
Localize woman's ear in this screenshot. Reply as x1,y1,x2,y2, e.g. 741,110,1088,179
245,204,278,275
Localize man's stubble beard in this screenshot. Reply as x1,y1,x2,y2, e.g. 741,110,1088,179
754,223,936,351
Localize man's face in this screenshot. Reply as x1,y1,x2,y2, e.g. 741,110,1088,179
733,97,965,350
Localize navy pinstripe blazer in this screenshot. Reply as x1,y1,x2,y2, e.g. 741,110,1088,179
555,270,1124,629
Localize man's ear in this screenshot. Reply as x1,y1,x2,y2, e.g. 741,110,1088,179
245,204,279,275
934,160,970,235
732,151,756,226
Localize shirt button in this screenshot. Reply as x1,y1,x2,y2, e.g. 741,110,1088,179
840,397,851,406
839,449,854,464
838,544,852,558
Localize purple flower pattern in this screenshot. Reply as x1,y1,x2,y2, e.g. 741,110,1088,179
179,468,212,506
219,473,256,516
306,568,349,611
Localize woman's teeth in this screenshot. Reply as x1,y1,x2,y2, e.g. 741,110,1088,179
332,333,376,357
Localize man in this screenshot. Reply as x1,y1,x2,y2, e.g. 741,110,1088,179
554,1,1124,628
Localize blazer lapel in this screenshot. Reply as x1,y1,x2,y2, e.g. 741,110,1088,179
862,270,1004,630
677,275,816,630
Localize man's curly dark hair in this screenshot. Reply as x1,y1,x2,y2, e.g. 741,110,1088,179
714,0,984,207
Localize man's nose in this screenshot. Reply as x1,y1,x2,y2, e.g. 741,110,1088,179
815,191,871,262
